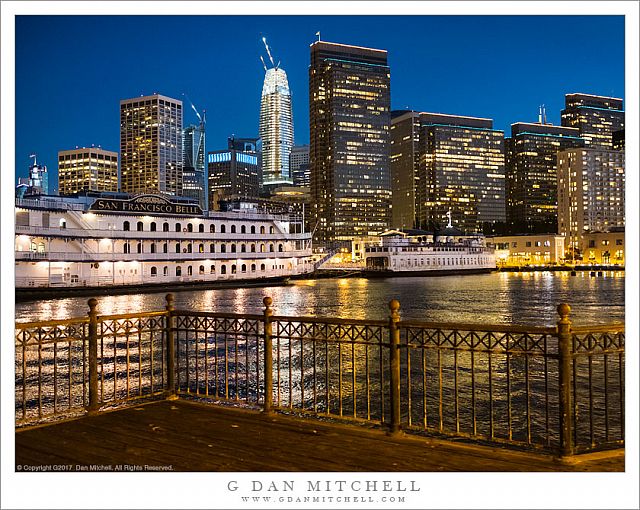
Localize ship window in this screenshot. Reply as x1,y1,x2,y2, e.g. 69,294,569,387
231,225,236,234
231,244,236,253
124,242,131,254
269,244,274,252
150,243,156,253
221,244,226,253
241,264,247,273
210,265,215,274
221,265,227,274
163,266,168,276
123,221,130,231
175,223,181,232
150,222,157,232
186,223,192,232
176,266,182,276
175,243,180,253
260,264,265,271
251,226,256,234
251,244,256,253
150,266,157,277
187,266,193,276
260,226,265,234
198,224,204,233
137,242,143,253
241,225,246,234
270,227,274,234
210,224,215,233
163,222,169,232
187,244,192,253
199,265,205,275
278,244,284,252
231,264,237,274
199,244,204,253
137,221,144,232
260,244,265,253
210,244,215,253
163,243,168,253
221,225,226,233
241,244,246,253
251,264,256,272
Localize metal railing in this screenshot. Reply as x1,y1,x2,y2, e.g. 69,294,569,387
15,296,624,455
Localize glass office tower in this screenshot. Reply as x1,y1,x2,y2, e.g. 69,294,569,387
120,94,183,196
506,122,584,233
182,123,206,209
561,93,624,150
259,67,294,188
309,41,391,246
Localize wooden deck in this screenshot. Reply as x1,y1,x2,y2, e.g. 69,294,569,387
15,400,624,472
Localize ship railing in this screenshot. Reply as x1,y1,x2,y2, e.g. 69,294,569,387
15,296,624,456
15,198,85,211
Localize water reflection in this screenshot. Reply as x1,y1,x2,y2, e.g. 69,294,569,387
16,273,624,326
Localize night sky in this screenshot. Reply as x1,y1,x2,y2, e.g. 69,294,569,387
15,15,624,190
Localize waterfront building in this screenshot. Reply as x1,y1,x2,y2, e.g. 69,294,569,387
561,93,624,149
390,111,505,233
309,41,391,246
58,147,119,195
580,228,625,266
182,122,206,209
557,147,625,255
505,122,584,233
14,192,313,289
488,234,566,266
259,60,294,189
289,145,310,187
612,129,625,151
120,94,183,196
207,148,260,209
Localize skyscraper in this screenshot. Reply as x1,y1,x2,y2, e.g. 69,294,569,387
207,148,260,209
557,147,625,252
259,57,294,189
182,120,206,209
561,93,624,149
506,122,584,233
25,154,49,195
120,94,183,196
289,145,310,187
309,41,391,246
58,147,118,195
391,111,505,233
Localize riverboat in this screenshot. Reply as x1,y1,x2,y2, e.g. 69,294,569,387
15,192,314,291
363,227,496,276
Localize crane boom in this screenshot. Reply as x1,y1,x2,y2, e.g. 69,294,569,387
262,36,276,68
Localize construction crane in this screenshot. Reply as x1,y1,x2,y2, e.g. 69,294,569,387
261,36,277,69
182,93,206,167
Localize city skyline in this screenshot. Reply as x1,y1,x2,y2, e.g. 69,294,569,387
15,15,624,192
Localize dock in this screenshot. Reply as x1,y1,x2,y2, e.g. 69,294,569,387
15,400,623,472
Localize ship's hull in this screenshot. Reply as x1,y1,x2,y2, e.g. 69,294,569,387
363,267,496,278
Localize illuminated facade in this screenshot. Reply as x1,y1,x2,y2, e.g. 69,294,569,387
557,148,625,253
207,149,260,209
182,123,206,209
489,234,566,266
290,145,310,187
120,94,183,196
418,113,505,233
58,147,118,195
505,122,583,233
390,110,420,229
580,229,625,266
259,67,294,187
309,41,391,246
561,93,624,149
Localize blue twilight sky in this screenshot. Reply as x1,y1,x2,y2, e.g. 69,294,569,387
15,15,625,191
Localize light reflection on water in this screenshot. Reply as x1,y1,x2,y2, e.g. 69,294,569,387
15,272,624,326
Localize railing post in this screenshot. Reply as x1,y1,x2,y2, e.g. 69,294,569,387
557,303,573,456
165,293,178,400
87,298,99,414
263,296,274,414
389,299,401,435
